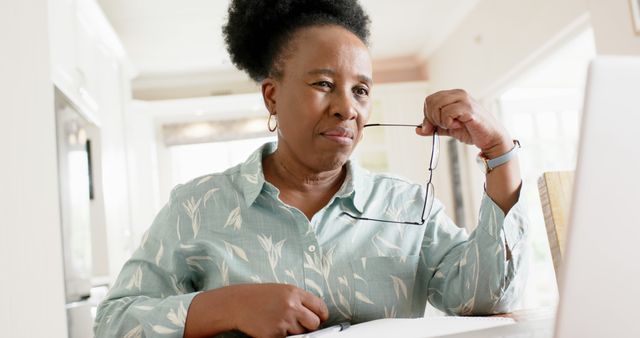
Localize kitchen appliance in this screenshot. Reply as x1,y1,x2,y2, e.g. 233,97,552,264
55,88,95,338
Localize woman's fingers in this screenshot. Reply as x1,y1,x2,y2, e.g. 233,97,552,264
295,306,323,333
225,283,329,338
284,291,327,335
440,102,474,129
419,98,438,136
301,291,329,323
417,118,437,136
424,95,443,128
424,90,457,130
421,89,510,149
286,320,308,336
421,89,476,145
425,89,473,129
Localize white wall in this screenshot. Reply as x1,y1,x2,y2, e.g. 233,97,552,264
589,0,640,54
95,56,138,281
426,0,590,97
123,104,162,248
0,0,68,337
425,0,591,226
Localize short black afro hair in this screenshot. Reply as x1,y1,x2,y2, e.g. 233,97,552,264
223,0,371,82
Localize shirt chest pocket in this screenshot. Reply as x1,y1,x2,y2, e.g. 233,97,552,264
349,255,419,322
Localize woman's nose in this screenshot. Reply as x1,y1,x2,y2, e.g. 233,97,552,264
331,89,358,121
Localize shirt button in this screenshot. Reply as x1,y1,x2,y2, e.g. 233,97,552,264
307,245,316,253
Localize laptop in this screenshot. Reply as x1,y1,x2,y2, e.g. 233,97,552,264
436,56,640,338
554,55,640,338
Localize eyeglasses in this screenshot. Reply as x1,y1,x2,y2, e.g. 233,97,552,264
342,123,439,226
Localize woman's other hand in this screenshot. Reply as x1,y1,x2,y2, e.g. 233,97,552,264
185,283,329,338
415,89,512,158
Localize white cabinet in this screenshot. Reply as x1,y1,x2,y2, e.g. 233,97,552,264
48,0,78,103
48,0,136,285
74,10,102,115
48,0,129,125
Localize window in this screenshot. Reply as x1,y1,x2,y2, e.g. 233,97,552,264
496,28,596,309
160,115,275,191
168,136,276,188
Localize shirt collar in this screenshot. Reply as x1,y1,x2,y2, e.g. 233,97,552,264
239,141,372,213
333,160,372,214
239,142,276,207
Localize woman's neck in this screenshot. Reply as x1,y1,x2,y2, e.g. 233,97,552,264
263,148,346,195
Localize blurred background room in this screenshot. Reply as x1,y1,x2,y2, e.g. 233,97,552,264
2,0,640,337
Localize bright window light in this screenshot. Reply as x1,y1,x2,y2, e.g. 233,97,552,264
497,28,596,309
168,136,276,187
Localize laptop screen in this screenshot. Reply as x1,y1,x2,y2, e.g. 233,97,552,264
555,56,640,338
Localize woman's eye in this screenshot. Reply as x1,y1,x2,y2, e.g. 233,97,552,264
315,81,333,89
354,87,369,97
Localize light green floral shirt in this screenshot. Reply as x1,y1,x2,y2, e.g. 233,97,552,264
95,142,528,338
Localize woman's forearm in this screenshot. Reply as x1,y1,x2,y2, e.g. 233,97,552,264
184,288,235,338
482,138,522,214
184,283,328,338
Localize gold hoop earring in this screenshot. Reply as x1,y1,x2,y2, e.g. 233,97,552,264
267,113,278,132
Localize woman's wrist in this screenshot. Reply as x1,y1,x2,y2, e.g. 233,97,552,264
480,136,514,160
184,287,236,338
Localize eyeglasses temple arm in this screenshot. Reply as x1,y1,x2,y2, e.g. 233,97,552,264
363,123,423,128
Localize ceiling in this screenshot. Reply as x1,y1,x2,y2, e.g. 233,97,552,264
98,0,480,99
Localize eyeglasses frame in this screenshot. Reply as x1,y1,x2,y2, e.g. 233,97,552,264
341,123,440,226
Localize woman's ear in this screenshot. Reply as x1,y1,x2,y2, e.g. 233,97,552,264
261,78,277,114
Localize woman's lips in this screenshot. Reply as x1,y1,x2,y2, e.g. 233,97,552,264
321,127,355,145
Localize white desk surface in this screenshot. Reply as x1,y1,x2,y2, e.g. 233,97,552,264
297,307,557,338
316,308,555,338
435,317,555,338
435,307,556,338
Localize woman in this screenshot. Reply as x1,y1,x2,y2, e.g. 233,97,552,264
95,1,527,337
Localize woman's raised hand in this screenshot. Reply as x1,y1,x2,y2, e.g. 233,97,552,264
415,89,512,158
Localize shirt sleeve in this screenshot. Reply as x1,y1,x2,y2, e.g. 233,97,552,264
420,186,529,315
94,189,200,338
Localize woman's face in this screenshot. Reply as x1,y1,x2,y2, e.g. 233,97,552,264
263,25,373,173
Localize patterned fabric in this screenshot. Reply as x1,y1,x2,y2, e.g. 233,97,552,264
94,142,528,338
